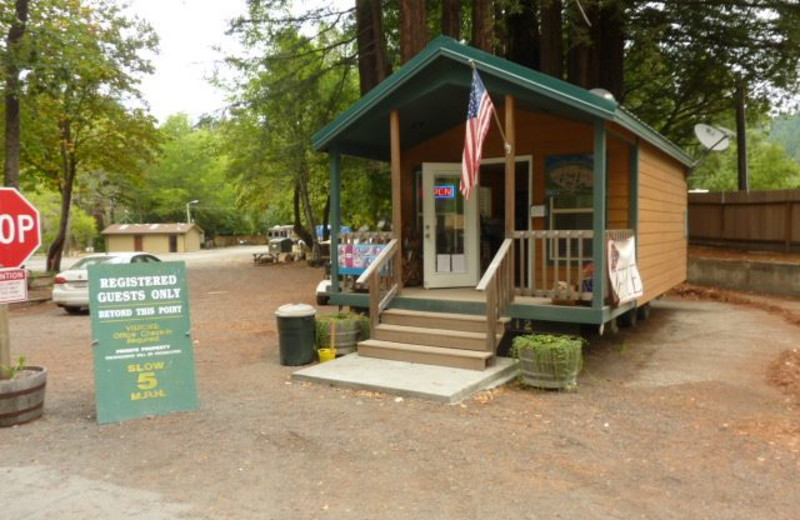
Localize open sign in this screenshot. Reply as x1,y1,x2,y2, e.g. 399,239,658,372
434,185,456,199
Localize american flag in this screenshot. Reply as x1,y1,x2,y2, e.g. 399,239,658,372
460,68,495,199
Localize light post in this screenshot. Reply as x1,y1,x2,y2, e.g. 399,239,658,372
186,199,199,223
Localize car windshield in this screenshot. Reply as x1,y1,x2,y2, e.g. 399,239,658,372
68,256,114,270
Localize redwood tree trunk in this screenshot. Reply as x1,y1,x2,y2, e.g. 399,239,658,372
595,1,625,101
567,0,598,89
3,0,30,190
356,0,391,95
442,0,461,39
505,0,540,69
471,0,493,52
539,0,563,78
400,0,427,63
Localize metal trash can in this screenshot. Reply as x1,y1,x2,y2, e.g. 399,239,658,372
275,304,317,366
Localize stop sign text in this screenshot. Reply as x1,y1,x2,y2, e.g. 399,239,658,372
0,214,36,245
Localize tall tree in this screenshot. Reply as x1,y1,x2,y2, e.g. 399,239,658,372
15,0,159,271
223,27,359,261
505,0,540,69
400,0,428,62
2,0,29,189
442,0,462,39
471,0,494,52
539,0,564,78
356,0,391,94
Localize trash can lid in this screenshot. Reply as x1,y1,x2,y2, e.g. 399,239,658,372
275,303,317,318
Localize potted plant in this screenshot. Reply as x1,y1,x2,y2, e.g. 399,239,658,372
0,356,47,427
314,312,371,357
512,334,584,390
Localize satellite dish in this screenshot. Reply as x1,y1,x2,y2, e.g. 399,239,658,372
694,124,733,151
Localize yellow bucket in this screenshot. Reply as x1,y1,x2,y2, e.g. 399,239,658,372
318,348,336,363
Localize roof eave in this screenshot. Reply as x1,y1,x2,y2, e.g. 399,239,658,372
614,108,694,168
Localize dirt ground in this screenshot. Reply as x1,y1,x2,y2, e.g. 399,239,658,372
1,247,799,520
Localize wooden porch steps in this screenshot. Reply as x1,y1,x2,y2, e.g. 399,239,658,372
380,308,511,333
357,309,508,371
358,340,493,371
374,324,503,351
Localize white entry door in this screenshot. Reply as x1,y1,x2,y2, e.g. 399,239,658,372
422,163,479,288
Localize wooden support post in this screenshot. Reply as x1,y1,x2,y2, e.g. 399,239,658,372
1,305,10,378
504,95,516,295
592,119,607,310
390,110,404,289
329,150,341,293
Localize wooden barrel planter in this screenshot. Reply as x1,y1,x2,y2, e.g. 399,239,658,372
315,313,370,356
0,366,47,427
512,335,583,390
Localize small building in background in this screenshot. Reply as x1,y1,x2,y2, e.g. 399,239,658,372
102,223,204,253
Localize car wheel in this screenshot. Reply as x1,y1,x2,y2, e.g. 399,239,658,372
316,294,329,306
64,306,84,315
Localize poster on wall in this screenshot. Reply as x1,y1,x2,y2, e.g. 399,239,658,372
607,236,644,305
545,155,594,195
89,261,198,424
338,243,386,275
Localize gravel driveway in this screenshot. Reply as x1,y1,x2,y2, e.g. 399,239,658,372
2,247,798,519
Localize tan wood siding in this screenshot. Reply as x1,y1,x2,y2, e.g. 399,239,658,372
637,141,688,304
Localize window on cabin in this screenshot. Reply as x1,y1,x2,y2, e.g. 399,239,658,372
545,155,594,260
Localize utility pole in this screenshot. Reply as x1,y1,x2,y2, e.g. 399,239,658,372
735,82,749,192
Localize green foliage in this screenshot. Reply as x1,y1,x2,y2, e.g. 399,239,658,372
769,113,800,164
24,189,97,255
126,113,253,236
1,356,27,380
1,0,160,270
221,23,361,244
691,127,800,191
625,2,800,145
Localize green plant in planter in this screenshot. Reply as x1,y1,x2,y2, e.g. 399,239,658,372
0,356,26,380
512,334,584,390
315,312,371,354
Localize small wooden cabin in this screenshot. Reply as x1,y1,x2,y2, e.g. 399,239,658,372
313,37,692,370
102,223,203,254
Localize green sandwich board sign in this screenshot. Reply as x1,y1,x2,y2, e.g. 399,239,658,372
89,261,198,424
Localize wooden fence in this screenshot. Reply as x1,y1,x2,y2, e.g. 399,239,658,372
688,190,800,252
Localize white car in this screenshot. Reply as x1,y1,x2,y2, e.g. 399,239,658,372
52,252,161,314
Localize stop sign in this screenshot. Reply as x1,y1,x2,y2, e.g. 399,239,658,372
0,188,41,268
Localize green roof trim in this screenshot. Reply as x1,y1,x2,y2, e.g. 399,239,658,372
312,36,692,167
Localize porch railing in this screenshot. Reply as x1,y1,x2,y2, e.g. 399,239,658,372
511,229,634,299
356,239,400,333
339,231,393,244
476,238,514,355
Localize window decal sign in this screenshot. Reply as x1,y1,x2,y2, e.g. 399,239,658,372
89,261,198,424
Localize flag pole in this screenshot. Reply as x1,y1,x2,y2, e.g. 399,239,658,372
469,60,511,156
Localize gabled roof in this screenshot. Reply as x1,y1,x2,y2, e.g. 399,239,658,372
101,223,202,235
312,36,693,166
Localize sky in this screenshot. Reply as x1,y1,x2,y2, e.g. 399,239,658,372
124,0,247,124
